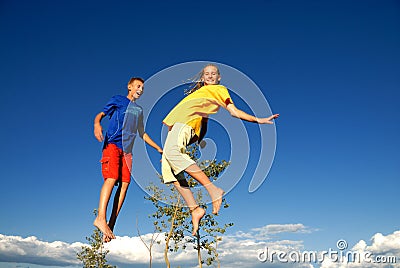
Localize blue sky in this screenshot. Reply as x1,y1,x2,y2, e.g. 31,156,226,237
0,0,399,267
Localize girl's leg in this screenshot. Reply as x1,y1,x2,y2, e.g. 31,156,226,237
185,164,224,215
163,123,222,234
173,181,205,235
94,178,117,242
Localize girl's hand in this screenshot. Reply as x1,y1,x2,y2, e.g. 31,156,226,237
257,114,280,124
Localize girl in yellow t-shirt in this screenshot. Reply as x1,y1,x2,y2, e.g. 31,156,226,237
162,64,279,235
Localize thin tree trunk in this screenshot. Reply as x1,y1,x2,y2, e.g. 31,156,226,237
215,237,220,268
164,198,181,268
137,219,160,268
196,231,202,268
149,250,152,268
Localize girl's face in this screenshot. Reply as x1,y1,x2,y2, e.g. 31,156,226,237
202,65,221,85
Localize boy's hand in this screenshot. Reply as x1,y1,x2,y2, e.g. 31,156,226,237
94,123,104,142
158,148,163,163
199,140,207,149
257,114,280,124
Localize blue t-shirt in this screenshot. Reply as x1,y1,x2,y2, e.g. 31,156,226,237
102,95,143,153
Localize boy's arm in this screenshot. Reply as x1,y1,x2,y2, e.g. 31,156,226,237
137,114,163,154
94,112,106,142
225,103,279,124
143,133,163,154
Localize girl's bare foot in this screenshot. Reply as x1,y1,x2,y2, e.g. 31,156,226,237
191,206,205,236
94,217,115,242
211,188,224,215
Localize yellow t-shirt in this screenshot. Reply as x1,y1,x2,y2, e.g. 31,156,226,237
163,85,233,137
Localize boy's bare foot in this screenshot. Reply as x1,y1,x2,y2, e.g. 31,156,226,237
103,233,112,243
211,188,224,215
94,217,115,242
104,222,115,243
191,206,205,236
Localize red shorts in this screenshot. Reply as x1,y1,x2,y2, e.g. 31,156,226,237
100,143,132,183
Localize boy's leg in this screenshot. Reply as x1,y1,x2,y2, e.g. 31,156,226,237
106,152,132,237
95,143,121,242
173,180,205,235
108,181,129,232
94,178,117,241
185,164,224,215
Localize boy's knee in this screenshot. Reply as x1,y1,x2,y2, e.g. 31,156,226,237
120,182,130,191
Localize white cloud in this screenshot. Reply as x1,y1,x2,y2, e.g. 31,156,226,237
320,231,400,268
1,229,399,268
252,223,314,235
0,230,308,268
232,223,315,241
105,233,198,265
0,234,83,266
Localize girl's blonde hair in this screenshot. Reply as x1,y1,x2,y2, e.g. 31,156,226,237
184,64,220,95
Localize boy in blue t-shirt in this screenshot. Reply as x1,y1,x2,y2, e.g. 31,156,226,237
93,77,163,242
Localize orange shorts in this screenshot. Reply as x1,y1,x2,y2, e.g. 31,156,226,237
100,143,132,183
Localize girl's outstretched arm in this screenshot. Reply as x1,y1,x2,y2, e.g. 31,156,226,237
226,103,279,124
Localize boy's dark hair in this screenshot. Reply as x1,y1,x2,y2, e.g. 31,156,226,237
127,77,145,86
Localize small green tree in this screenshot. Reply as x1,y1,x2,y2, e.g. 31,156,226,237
137,218,162,268
77,210,116,268
187,154,233,268
146,181,188,268
146,144,233,267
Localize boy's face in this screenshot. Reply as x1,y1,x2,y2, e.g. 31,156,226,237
128,80,144,100
202,66,220,85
